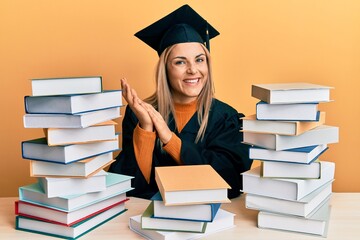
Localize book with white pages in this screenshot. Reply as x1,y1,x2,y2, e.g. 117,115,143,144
23,107,121,128
245,181,333,217
243,125,339,151
242,112,325,135
249,144,328,164
30,152,115,178
261,160,322,179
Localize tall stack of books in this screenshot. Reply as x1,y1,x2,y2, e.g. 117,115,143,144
129,165,236,240
241,82,339,237
16,76,134,239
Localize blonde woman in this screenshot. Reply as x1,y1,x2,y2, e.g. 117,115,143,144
109,5,252,199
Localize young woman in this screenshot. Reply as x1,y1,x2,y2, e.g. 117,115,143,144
109,5,252,199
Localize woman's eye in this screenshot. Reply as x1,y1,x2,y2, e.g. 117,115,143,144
175,60,185,65
196,58,205,63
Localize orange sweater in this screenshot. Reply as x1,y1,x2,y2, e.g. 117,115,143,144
133,100,197,183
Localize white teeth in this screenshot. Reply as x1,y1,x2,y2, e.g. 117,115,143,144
185,78,199,83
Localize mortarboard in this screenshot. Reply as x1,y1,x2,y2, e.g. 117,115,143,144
134,4,220,56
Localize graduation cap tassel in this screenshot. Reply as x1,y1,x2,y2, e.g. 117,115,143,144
205,21,210,52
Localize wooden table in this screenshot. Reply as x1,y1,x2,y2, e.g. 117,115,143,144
1,193,359,239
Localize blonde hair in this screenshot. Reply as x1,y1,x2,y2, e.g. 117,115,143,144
145,43,214,143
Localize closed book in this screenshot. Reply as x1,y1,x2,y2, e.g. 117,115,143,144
245,181,332,217
141,202,207,233
257,199,331,237
25,90,122,114
242,112,325,135
15,195,128,226
249,144,328,164
23,107,120,128
38,170,107,198
31,76,102,96
251,83,332,104
19,172,133,212
45,120,117,146
256,101,320,121
22,135,119,164
15,202,126,239
241,161,335,201
261,161,323,179
129,209,235,240
30,152,114,178
152,192,221,222
243,125,339,151
155,165,230,206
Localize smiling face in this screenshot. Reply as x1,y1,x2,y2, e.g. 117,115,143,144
166,42,209,104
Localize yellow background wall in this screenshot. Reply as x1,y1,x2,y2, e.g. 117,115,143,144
0,0,359,197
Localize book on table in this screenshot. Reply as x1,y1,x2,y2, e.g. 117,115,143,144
257,199,332,237
19,172,133,212
30,76,103,97
249,144,328,164
23,106,121,128
242,112,325,136
243,125,339,151
256,101,320,121
15,201,127,239
44,120,117,146
151,192,221,222
245,181,332,217
241,161,335,201
25,90,122,114
261,160,322,179
38,170,107,198
30,152,115,178
141,202,207,233
22,135,119,164
251,82,332,104
129,208,235,240
155,165,231,206
15,194,128,226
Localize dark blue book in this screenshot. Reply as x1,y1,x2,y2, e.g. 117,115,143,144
151,192,221,222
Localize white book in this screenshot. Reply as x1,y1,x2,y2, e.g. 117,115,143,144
19,172,133,212
23,107,121,128
242,112,325,135
241,161,335,201
256,102,319,121
25,90,122,114
16,194,128,226
45,120,117,146
141,202,207,233
249,144,328,164
22,135,119,164
258,199,331,237
129,209,235,240
261,160,322,179
243,125,339,151
16,202,126,239
30,152,114,178
38,170,108,198
251,82,332,104
245,181,332,217
31,76,102,96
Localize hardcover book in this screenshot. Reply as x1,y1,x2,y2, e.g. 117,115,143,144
261,160,322,179
251,83,332,104
25,90,122,114
242,112,325,135
23,107,121,128
241,161,335,201
31,76,103,96
155,165,230,206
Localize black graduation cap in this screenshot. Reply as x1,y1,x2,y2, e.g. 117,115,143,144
135,4,220,56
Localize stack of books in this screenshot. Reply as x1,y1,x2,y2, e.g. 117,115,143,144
241,82,339,237
16,76,134,239
129,165,236,240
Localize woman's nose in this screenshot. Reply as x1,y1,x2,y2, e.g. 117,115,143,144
187,64,197,74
